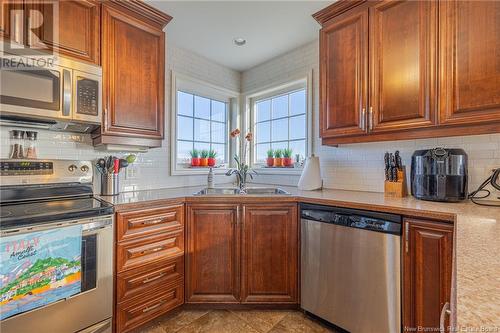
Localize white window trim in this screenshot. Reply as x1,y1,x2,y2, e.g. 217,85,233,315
170,71,240,176
244,70,313,176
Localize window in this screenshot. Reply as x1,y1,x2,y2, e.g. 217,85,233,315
252,88,307,165
176,91,228,164
171,72,238,175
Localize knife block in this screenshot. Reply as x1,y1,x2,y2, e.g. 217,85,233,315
384,167,408,198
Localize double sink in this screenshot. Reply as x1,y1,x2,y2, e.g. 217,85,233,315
194,187,291,196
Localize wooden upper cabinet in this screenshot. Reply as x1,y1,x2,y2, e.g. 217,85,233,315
319,6,368,138
186,204,240,303
403,219,453,332
1,0,23,44
439,1,500,125
315,0,500,144
241,204,298,304
101,2,169,141
369,0,437,132
27,0,100,64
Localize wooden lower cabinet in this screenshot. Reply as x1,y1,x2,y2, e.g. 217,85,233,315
115,203,185,333
116,279,184,333
186,202,299,305
185,204,240,303
116,256,184,302
403,218,453,332
241,204,298,303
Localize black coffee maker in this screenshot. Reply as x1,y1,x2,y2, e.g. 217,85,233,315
411,148,468,202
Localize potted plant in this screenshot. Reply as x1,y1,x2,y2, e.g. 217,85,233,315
208,149,217,167
190,149,200,167
283,148,293,167
200,149,209,167
266,149,274,167
273,149,283,167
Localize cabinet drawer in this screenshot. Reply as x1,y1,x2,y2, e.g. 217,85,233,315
117,230,184,273
116,279,183,333
117,256,184,303
117,205,184,242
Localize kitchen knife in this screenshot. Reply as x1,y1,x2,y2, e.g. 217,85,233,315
395,150,402,170
389,153,395,181
384,152,390,181
390,153,398,182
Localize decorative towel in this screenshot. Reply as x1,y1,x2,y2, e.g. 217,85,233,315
0,224,82,320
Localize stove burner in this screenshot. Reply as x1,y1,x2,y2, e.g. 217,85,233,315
23,200,95,215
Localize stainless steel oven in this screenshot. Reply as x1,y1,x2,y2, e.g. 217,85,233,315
0,51,102,132
0,216,113,333
0,159,114,333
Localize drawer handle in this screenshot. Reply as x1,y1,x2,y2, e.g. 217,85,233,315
142,273,165,284
140,246,164,256
141,218,167,226
142,301,165,313
439,302,450,332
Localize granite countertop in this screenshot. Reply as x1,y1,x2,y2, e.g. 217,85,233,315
99,184,500,329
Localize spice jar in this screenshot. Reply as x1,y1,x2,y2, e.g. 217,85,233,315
25,131,38,159
10,130,25,159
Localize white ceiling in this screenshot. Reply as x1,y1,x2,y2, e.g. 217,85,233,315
146,1,332,72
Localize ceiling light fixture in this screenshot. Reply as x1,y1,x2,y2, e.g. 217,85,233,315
233,38,246,46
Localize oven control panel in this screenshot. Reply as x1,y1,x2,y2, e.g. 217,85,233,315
0,159,93,185
0,161,53,176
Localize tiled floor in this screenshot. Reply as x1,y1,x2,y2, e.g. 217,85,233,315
136,309,339,333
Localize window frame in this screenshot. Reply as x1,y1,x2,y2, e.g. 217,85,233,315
170,71,239,175
246,71,313,175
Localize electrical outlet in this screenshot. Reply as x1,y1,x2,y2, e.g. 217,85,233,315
125,165,138,180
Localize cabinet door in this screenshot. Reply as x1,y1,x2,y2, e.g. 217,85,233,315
241,204,298,303
101,4,164,139
27,0,100,64
370,0,437,132
439,1,500,125
186,204,240,303
319,7,368,138
403,219,453,332
1,0,23,44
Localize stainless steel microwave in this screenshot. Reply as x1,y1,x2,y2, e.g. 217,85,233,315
0,51,102,132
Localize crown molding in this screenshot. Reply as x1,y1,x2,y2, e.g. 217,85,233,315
108,0,173,28
312,0,366,26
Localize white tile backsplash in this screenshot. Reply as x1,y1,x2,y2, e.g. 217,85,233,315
0,43,240,192
242,40,500,196
1,40,499,198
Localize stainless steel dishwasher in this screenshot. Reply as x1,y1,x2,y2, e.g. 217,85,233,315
300,203,402,333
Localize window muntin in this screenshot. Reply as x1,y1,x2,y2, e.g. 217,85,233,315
176,90,228,164
253,88,307,164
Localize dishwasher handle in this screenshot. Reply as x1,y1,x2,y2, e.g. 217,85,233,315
301,210,401,235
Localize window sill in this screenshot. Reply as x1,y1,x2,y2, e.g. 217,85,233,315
253,167,303,176
172,165,229,176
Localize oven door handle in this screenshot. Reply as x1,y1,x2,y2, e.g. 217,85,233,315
62,69,72,117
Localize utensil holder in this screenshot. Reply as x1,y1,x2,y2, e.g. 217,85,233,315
384,167,408,198
101,173,119,196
